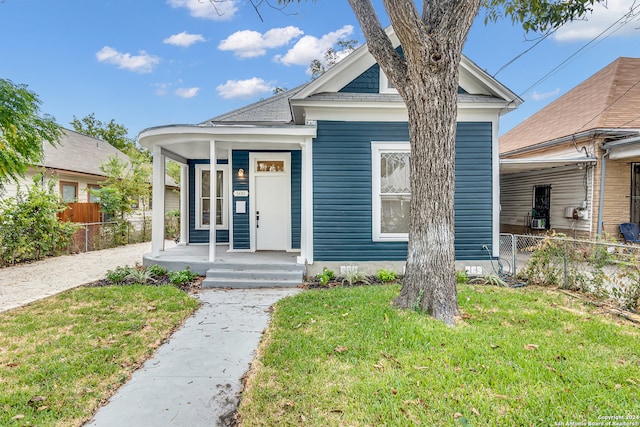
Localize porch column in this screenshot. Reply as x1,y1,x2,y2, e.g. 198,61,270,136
179,163,188,245
209,140,217,262
151,145,166,256
298,139,314,265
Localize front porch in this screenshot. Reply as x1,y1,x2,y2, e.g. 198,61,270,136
142,245,305,288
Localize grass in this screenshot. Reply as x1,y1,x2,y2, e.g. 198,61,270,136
238,284,640,426
0,285,199,426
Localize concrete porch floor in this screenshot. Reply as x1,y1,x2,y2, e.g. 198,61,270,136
142,244,301,275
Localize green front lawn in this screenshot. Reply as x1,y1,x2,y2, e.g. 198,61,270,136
0,285,199,426
238,284,640,426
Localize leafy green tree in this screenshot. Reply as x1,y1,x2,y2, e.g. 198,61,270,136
0,79,62,189
91,155,151,245
70,113,147,158
0,175,77,265
166,160,182,186
278,0,607,325
91,155,151,221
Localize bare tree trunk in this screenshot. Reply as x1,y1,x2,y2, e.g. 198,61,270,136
392,52,460,325
347,0,480,325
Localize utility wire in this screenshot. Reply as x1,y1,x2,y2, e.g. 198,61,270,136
492,29,556,77
517,3,640,99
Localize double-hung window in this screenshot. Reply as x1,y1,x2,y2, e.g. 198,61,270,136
195,164,228,230
372,142,410,241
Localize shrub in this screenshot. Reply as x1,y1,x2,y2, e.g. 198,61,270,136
376,269,396,283
168,267,198,285
0,178,77,265
341,270,370,286
147,264,168,277
316,267,335,286
456,270,468,284
484,273,507,287
106,266,134,284
125,268,156,285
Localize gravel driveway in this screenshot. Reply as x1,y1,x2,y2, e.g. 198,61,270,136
0,241,174,313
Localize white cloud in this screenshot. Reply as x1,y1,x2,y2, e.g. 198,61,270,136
167,0,238,21
530,88,561,101
164,31,205,47
216,77,273,99
553,0,639,41
175,87,200,98
96,46,160,73
275,25,354,67
218,26,304,58
154,82,170,96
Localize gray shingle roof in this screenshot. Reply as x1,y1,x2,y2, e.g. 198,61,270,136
200,85,506,127
41,129,129,177
201,83,310,125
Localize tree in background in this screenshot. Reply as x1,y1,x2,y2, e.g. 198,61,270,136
70,113,148,159
309,39,359,79
0,78,61,189
90,155,151,244
277,0,608,325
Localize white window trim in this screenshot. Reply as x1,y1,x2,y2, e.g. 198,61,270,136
195,163,229,230
379,70,398,94
371,142,410,242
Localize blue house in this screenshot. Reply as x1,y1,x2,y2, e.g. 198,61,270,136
139,28,520,282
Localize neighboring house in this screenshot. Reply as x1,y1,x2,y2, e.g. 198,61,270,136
139,27,520,275
2,128,179,220
500,57,640,240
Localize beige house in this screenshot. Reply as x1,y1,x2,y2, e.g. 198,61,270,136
2,129,179,220
500,57,640,240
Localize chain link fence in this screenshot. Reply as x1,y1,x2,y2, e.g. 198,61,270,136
499,233,640,310
67,219,152,253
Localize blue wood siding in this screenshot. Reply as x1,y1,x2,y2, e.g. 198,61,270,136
340,64,379,93
187,159,229,244
232,151,250,249
454,122,493,260
312,120,493,261
313,122,408,261
231,150,301,250
339,58,465,95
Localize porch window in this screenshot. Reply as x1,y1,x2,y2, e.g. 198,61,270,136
196,164,228,230
372,142,410,241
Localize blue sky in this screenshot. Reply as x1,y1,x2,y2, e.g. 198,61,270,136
1,0,639,138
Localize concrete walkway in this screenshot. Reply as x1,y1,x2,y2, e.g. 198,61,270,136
85,288,300,427
0,243,300,426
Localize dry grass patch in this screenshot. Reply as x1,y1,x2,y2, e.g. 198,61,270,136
238,284,640,426
0,285,199,426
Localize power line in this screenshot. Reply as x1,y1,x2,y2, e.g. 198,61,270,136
492,29,557,77
517,3,640,99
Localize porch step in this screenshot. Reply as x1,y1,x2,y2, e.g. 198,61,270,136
202,263,305,288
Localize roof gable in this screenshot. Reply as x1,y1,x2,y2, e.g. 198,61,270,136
501,57,640,154
293,26,519,103
202,26,519,127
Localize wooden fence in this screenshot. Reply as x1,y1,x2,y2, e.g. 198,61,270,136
58,202,101,223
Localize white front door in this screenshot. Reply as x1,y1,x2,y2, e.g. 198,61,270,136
250,153,291,251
